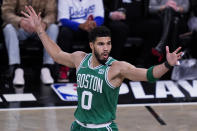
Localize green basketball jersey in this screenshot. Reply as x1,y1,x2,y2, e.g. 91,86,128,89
74,53,120,124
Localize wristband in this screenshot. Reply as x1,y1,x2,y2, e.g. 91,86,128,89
164,61,173,69
147,66,158,83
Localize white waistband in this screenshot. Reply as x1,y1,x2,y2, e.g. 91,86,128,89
75,119,112,128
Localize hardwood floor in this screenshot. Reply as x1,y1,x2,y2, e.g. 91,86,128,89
0,105,197,131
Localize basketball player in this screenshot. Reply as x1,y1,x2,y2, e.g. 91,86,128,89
21,6,182,130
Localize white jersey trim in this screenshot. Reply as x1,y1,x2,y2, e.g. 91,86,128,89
105,66,116,89
75,119,112,128
76,53,89,74
88,56,103,69
106,125,113,131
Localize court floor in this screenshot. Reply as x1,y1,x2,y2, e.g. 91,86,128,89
0,105,197,131
1,65,197,131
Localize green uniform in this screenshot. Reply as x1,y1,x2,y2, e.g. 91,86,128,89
72,53,120,130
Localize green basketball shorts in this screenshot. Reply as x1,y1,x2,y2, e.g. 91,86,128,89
70,120,118,131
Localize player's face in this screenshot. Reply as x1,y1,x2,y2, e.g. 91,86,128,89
91,37,112,64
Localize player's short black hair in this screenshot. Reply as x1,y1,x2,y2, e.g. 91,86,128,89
89,26,111,43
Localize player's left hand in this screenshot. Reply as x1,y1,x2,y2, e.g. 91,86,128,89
166,46,182,66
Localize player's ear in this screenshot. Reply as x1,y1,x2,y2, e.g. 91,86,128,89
89,42,93,50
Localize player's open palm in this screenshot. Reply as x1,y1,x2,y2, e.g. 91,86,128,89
21,6,42,33
166,46,182,66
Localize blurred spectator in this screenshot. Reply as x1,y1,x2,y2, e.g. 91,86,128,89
103,0,129,60
1,0,58,85
188,16,197,32
121,0,162,67
57,0,104,82
188,0,197,58
188,0,197,32
0,0,3,42
149,0,190,62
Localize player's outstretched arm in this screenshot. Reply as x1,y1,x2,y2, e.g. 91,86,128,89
21,6,84,68
118,46,182,82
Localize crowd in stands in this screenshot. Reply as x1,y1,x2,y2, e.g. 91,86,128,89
0,0,197,86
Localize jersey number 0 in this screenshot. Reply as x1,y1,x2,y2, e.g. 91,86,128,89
81,91,93,110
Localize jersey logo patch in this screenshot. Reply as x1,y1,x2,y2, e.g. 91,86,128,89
98,69,104,74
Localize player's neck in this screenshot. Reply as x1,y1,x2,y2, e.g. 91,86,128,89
90,55,101,68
